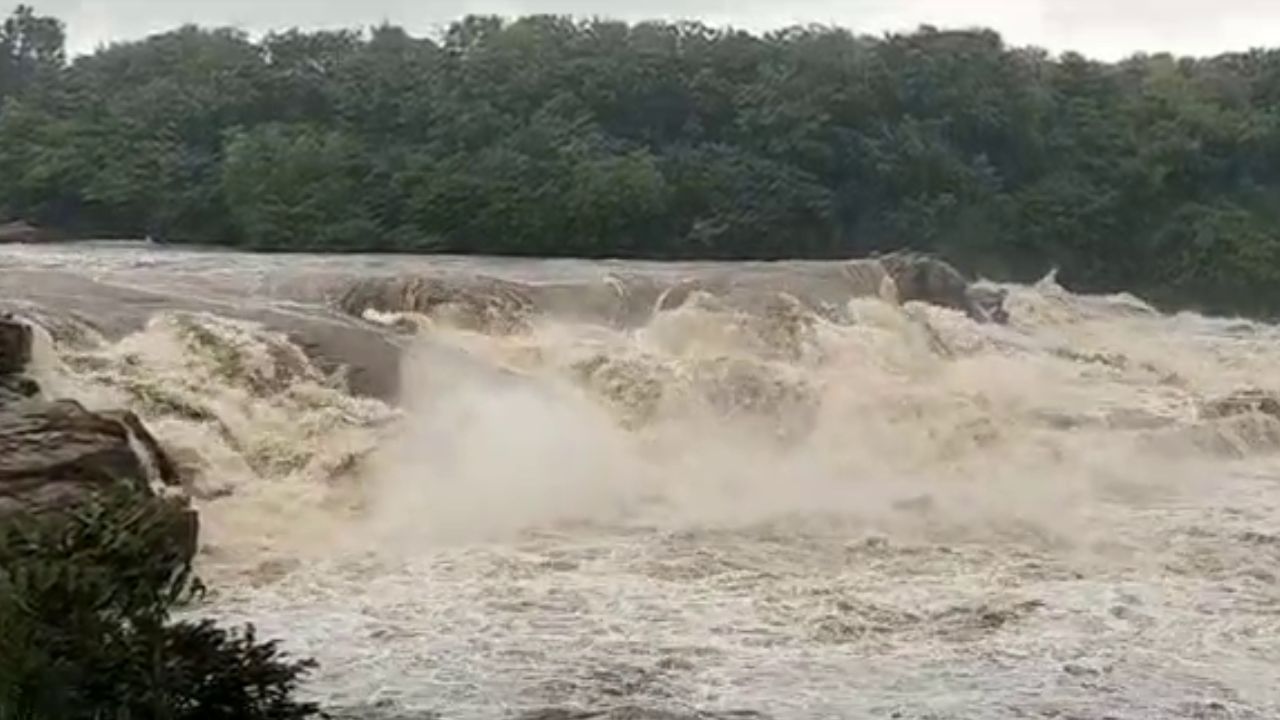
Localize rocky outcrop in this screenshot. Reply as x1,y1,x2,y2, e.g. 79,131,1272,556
0,316,40,405
0,220,55,244
1201,389,1280,420
0,270,408,401
878,251,1008,323
333,254,1008,335
1,400,161,509
0,314,195,555
0,313,32,373
337,275,536,334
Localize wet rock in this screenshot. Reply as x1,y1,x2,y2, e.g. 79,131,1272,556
1201,389,1280,420
333,255,1005,341
0,374,40,406
878,251,1007,323
0,316,195,557
1,314,39,409
1151,412,1280,458
0,400,171,505
1053,347,1129,369
1239,530,1280,546
0,219,55,244
0,313,33,374
1157,390,1280,458
0,269,406,401
336,274,534,334
1062,662,1104,678
0,302,105,350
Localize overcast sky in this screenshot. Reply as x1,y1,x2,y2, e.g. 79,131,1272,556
32,0,1280,60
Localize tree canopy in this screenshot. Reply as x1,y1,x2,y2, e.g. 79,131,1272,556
4,6,1280,314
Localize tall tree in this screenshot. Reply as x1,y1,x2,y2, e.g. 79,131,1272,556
0,4,63,102
3,9,1280,314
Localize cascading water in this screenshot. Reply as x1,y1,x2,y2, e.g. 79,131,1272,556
2,243,1278,719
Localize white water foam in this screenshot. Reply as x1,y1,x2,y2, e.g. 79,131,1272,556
5,245,1279,719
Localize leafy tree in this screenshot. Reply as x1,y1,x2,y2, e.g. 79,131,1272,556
0,4,63,101
0,488,318,720
5,6,1280,314
662,143,834,257
221,123,375,249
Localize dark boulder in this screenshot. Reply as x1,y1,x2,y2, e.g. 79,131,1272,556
0,375,40,406
0,313,33,373
1,314,40,406
0,220,55,244
0,400,155,511
878,252,1008,323
1202,389,1280,420
0,315,195,556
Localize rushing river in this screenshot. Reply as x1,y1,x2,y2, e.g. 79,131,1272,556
2,242,1278,719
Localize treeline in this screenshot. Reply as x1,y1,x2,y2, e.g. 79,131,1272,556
4,6,1280,313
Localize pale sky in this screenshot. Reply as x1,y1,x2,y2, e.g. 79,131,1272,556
29,0,1280,60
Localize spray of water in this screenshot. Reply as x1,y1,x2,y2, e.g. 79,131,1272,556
8,246,1280,718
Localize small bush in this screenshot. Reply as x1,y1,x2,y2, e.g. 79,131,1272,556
0,489,319,720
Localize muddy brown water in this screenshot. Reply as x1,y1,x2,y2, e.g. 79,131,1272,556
2,242,1278,719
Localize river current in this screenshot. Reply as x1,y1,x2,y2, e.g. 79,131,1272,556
1,242,1277,719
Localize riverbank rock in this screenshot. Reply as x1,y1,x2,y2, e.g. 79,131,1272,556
0,220,55,244
0,315,196,556
1,401,161,509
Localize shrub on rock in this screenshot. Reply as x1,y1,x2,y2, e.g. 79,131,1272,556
0,487,319,720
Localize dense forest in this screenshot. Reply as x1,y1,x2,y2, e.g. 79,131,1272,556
3,6,1280,313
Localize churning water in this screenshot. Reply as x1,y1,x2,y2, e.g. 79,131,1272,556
2,243,1277,719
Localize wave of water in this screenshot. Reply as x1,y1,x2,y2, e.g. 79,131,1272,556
3,244,1279,719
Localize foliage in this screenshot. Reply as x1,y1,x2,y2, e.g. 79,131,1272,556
222,123,377,249
4,7,1280,313
0,4,63,101
0,489,319,720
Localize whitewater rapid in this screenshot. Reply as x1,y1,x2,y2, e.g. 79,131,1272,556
2,243,1277,719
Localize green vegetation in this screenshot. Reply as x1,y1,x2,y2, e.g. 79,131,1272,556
0,489,319,720
4,5,1280,313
